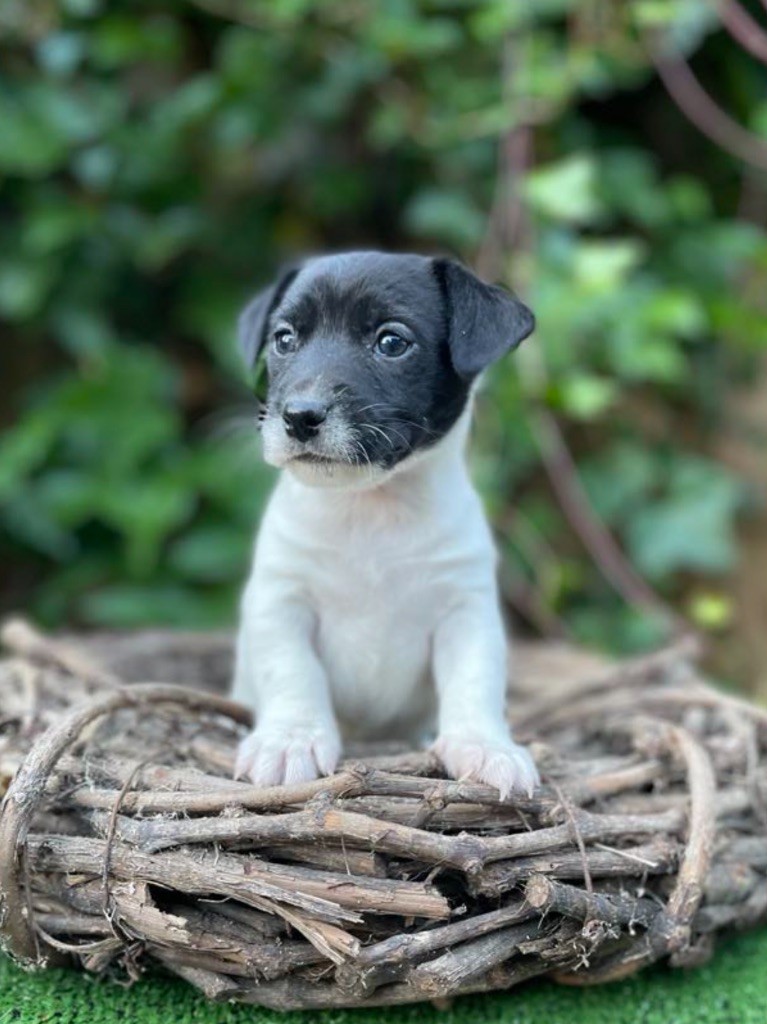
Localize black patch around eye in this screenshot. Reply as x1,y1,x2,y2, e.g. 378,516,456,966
276,293,319,338
344,293,389,341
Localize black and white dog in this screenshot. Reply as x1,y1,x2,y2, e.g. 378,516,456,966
232,251,540,798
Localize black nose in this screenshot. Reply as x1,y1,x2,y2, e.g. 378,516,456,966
282,398,329,442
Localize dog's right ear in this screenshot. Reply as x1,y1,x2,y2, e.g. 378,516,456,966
238,265,300,367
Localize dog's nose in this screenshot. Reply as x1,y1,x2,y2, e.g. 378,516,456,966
282,398,329,442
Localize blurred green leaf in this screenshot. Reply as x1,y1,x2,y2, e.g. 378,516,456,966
0,94,69,174
525,155,604,226
0,260,56,318
555,374,617,420
572,239,646,292
80,583,235,628
580,442,659,525
627,460,743,580
168,526,250,583
404,188,486,249
688,591,734,631
89,14,183,69
36,32,86,77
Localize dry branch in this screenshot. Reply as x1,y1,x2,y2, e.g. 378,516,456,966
1,623,766,1008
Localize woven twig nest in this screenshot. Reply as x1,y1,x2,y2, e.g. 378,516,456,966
0,620,766,1010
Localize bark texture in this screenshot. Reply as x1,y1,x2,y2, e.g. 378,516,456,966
0,619,765,1008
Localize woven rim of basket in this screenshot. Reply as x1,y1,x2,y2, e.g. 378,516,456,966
0,681,252,963
0,620,765,1009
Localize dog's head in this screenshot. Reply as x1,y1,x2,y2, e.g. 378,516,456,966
239,251,534,487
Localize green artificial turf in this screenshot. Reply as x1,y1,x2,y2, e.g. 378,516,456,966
2,928,767,1024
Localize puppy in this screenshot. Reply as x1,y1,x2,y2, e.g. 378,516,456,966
231,251,539,798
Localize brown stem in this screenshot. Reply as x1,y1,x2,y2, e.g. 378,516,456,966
532,409,681,627
718,0,767,65
525,874,658,928
336,901,534,996
648,35,767,171
1,618,119,691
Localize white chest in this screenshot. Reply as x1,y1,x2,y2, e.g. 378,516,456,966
252,445,496,738
307,540,442,736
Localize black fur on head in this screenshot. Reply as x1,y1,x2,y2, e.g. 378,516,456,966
238,251,534,483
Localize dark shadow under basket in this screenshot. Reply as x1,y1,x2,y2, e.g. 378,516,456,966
0,619,766,1010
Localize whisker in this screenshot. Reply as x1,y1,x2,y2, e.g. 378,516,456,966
388,416,440,440
348,435,375,478
381,424,410,447
358,422,397,450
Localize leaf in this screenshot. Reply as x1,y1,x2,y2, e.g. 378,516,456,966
89,14,183,69
0,94,69,174
168,526,250,583
404,188,486,249
23,199,96,254
610,325,687,383
0,260,56,319
70,145,118,189
572,239,646,291
36,32,86,77
0,412,61,500
525,155,604,226
556,374,617,420
688,592,734,631
51,306,116,360
1,489,78,560
631,0,719,53
33,470,98,527
96,478,195,578
133,207,205,271
626,459,743,581
568,604,671,654
643,290,707,339
580,443,659,525
80,584,235,628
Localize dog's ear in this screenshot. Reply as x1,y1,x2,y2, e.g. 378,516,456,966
238,264,301,367
433,258,535,379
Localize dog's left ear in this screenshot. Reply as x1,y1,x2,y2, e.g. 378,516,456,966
238,264,300,367
433,258,535,379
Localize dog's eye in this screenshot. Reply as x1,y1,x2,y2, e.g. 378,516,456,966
273,327,297,355
375,332,411,359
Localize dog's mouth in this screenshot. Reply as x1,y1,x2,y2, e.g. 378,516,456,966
289,452,345,467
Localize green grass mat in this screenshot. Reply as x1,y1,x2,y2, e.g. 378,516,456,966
2,928,767,1024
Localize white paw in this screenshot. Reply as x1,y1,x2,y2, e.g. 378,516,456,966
432,733,539,800
234,722,341,787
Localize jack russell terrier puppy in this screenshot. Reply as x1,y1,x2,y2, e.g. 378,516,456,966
231,251,540,799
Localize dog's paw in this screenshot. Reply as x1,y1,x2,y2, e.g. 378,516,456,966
432,733,539,800
234,722,341,787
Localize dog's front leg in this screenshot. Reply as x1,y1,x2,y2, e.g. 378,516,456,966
431,596,539,799
233,587,341,786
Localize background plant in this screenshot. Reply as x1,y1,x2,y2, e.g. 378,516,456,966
1,0,766,689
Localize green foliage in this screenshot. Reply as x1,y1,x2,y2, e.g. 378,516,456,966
1,0,766,650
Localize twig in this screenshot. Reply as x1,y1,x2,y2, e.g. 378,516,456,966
532,408,681,628
648,33,767,171
718,0,767,65
525,875,657,929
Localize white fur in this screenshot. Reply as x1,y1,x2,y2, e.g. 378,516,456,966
232,403,539,799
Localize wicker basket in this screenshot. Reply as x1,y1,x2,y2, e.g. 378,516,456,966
0,619,765,1010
